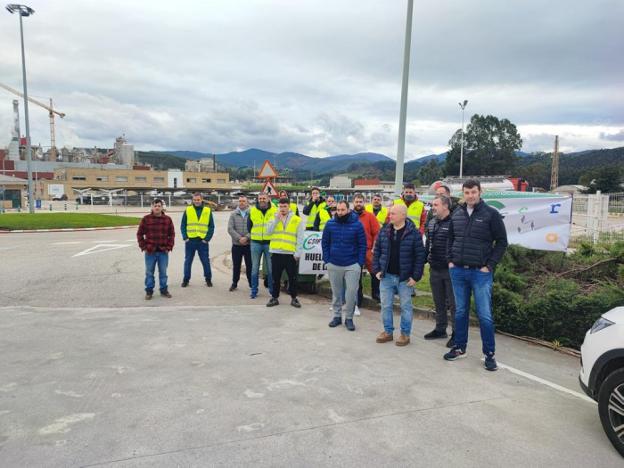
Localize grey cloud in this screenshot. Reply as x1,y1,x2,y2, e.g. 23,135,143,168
601,130,624,142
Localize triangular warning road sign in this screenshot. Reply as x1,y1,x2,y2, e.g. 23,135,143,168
257,160,278,179
262,180,278,196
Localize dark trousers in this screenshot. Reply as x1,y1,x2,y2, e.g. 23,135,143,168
371,273,380,300
183,238,211,282
232,244,251,287
430,267,456,332
356,271,365,307
271,253,298,299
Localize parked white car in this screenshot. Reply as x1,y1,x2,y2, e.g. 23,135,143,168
580,306,624,456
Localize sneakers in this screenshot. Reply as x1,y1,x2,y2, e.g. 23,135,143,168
229,284,237,292
484,353,498,371
160,290,172,298
145,292,153,300
424,329,448,340
345,319,355,331
181,281,189,288
376,331,393,343
266,297,279,307
354,306,361,316
396,334,410,346
444,347,467,361
206,280,213,287
290,298,301,308
328,317,342,328
446,332,455,349
250,291,257,299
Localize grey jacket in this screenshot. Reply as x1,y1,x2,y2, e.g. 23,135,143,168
228,208,250,246
266,212,305,257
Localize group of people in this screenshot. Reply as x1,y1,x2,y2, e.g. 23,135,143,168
136,179,508,371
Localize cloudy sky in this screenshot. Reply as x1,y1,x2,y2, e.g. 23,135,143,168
0,0,622,159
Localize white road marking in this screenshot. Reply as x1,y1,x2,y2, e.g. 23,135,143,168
498,362,596,404
52,241,83,245
72,244,131,257
91,239,117,243
38,413,95,435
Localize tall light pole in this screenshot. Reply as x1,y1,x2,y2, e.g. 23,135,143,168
6,3,35,213
458,99,468,178
394,0,414,196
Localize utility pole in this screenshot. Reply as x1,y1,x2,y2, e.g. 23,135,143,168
458,100,468,178
550,135,559,191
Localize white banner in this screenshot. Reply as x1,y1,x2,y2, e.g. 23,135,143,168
298,231,327,274
424,191,573,252
47,184,65,197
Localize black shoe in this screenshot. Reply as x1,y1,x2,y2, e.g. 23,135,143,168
444,346,466,361
328,317,342,328
290,298,301,308
424,329,448,340
229,284,237,292
345,319,355,331
206,280,213,287
266,297,279,307
160,290,172,298
446,333,455,348
484,352,498,371
181,281,189,288
145,292,153,300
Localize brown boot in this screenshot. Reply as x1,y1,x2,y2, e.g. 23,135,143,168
376,331,393,343
395,334,410,346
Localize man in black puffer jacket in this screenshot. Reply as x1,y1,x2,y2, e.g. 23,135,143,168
372,204,426,347
424,195,456,347
444,179,508,371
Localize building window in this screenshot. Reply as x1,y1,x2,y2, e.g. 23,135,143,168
135,176,147,182
115,176,128,182
186,178,196,183
202,178,211,183
96,176,108,182
154,177,165,184
72,176,86,181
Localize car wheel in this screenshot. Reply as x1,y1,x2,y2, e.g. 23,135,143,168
598,368,624,457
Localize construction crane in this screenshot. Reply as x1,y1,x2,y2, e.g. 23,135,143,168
550,135,559,191
0,82,66,160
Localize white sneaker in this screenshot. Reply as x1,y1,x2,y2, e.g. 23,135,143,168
354,306,361,316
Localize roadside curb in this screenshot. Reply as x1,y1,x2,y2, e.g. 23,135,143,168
0,225,138,234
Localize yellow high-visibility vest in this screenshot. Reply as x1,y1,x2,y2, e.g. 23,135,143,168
305,201,327,229
394,198,425,228
289,202,298,213
318,208,332,231
365,204,388,227
185,205,211,239
250,205,277,241
270,215,302,253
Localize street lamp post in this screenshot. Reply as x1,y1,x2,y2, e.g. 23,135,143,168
6,3,35,213
394,0,414,196
458,99,468,178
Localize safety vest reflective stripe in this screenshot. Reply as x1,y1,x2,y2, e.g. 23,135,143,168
270,215,302,252
250,206,277,241
186,206,211,239
365,204,387,227
393,198,424,228
305,202,326,228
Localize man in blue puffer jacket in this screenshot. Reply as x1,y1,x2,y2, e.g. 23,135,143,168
372,204,426,346
322,200,367,331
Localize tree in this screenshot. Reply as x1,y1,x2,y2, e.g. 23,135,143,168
445,114,523,176
416,160,444,185
582,166,623,193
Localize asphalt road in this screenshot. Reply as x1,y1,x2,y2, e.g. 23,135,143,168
0,211,621,467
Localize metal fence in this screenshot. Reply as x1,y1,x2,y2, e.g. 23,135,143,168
571,192,624,244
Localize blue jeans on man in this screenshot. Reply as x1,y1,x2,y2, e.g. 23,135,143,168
145,251,169,293
250,241,272,297
449,266,495,354
380,273,414,336
183,238,211,283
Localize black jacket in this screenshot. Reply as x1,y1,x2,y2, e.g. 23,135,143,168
447,200,508,271
372,219,426,282
425,214,452,270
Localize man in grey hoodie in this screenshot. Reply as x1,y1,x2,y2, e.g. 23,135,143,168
227,195,252,292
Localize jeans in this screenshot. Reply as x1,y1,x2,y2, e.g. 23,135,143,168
271,253,298,299
145,251,169,293
183,238,211,282
327,263,360,319
449,266,495,354
231,244,252,287
380,273,414,336
430,267,456,332
251,242,273,295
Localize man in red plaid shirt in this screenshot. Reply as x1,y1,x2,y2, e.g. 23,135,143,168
136,199,175,299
